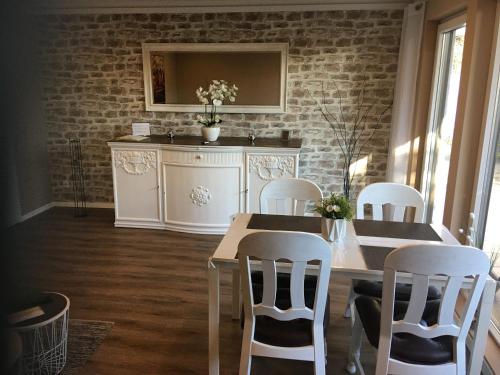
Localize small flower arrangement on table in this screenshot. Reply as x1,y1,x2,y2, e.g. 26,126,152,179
195,80,238,141
314,194,353,220
315,193,353,241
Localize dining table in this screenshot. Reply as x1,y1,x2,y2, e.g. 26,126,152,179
207,213,496,374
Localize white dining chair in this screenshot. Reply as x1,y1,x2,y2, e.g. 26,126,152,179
345,182,427,318
348,244,490,375
259,178,322,216
356,182,424,223
238,231,332,375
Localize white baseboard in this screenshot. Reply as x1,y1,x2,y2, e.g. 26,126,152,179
20,202,55,222
17,201,114,224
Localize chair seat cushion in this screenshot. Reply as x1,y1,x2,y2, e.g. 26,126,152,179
353,280,441,301
254,293,330,347
242,271,330,347
355,296,453,365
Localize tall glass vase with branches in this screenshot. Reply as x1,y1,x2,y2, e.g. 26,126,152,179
308,80,392,199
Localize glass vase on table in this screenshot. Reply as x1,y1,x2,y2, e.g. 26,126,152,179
315,193,353,242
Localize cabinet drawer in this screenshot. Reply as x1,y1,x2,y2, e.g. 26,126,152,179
162,150,242,166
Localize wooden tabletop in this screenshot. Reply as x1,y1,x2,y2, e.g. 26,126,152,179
212,214,459,277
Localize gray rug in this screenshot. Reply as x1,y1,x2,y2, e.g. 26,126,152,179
62,319,114,375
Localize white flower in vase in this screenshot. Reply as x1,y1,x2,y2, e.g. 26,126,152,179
195,80,238,141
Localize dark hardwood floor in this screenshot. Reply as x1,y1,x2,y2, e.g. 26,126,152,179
6,208,375,374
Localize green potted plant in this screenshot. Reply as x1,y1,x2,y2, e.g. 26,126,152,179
195,80,238,142
315,193,353,242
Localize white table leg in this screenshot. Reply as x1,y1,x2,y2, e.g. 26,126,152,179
344,281,355,319
208,258,220,375
468,278,496,375
232,269,241,320
347,308,365,375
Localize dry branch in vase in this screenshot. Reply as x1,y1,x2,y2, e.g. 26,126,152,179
307,79,392,199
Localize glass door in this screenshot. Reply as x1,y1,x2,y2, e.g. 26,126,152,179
422,17,466,224
479,128,500,270
473,52,500,343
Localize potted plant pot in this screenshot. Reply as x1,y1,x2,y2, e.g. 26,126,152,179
202,126,220,142
321,217,347,242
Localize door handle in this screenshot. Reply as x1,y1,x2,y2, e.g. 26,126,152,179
459,212,476,246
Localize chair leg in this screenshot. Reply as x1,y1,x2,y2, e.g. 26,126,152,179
344,282,356,319
239,318,254,375
455,339,466,375
313,324,326,375
347,308,364,375
374,334,390,375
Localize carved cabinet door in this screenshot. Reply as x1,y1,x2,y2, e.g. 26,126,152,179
162,163,243,233
246,153,298,213
160,150,244,233
112,149,161,224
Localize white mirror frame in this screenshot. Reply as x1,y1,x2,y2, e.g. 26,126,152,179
142,42,288,114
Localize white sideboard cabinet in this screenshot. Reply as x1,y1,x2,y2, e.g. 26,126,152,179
108,135,301,234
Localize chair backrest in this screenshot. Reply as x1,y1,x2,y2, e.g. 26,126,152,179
356,182,424,223
238,231,331,324
377,244,490,366
260,178,323,216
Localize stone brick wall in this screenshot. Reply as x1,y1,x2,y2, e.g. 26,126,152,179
37,10,403,203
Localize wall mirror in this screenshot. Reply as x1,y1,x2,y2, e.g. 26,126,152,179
142,43,288,113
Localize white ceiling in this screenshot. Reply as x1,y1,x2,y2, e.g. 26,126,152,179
37,0,415,14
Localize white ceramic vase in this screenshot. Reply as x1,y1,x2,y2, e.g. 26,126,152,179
321,217,347,242
201,126,220,142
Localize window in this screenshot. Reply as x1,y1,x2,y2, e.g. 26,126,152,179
422,17,466,224
474,70,500,343
472,12,500,343
480,124,500,341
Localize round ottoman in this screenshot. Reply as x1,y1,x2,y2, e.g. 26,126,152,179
12,293,70,375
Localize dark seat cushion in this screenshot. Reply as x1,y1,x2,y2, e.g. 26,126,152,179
355,296,454,365
353,280,441,301
241,271,330,347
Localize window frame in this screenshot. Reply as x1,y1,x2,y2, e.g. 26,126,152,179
421,14,467,224
470,8,500,345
